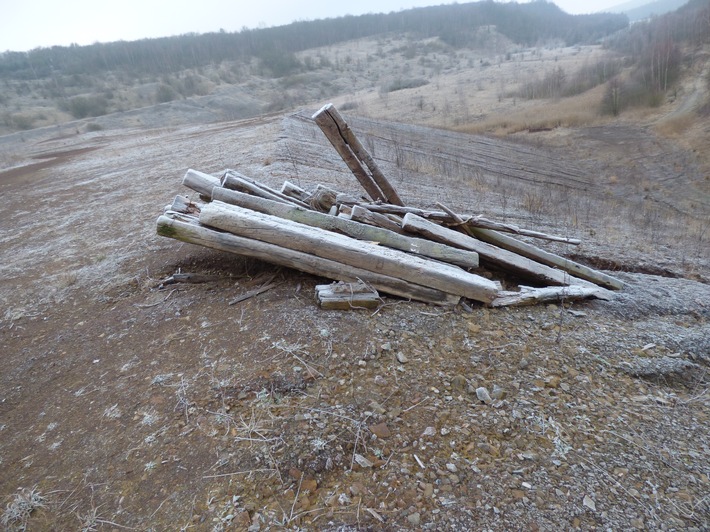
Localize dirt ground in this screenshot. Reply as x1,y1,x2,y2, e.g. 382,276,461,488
1,96,709,532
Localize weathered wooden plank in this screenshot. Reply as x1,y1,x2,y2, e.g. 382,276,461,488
314,104,404,206
156,214,459,305
281,181,310,202
211,187,479,269
199,201,497,303
350,205,406,235
182,168,221,198
222,171,311,209
312,104,387,203
490,285,612,307
401,213,596,288
468,227,624,290
315,281,380,310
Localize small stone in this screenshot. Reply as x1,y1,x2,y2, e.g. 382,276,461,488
476,387,492,404
369,422,392,439
583,495,596,511
491,384,506,400
354,454,373,468
396,352,408,364
631,518,644,529
407,512,421,526
446,463,458,473
380,342,392,352
518,358,529,370
422,426,436,437
545,376,561,389
420,482,434,497
451,375,467,390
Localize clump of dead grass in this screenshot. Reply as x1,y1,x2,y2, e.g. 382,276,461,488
1,487,48,531
654,114,695,138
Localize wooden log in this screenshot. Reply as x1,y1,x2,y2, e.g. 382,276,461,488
182,169,221,198
199,201,497,303
350,205,406,235
281,181,310,202
212,188,479,269
435,202,580,245
338,200,581,245
222,171,311,209
165,195,201,215
467,227,624,290
308,184,339,212
490,285,612,307
315,281,380,310
156,214,459,306
401,213,595,288
313,104,404,206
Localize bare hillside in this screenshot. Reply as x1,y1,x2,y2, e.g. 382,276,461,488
1,98,709,530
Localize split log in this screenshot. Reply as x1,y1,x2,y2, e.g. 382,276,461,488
315,281,380,310
165,195,201,215
182,169,221,198
199,201,497,303
281,181,310,202
222,171,310,209
313,104,404,205
156,214,459,306
308,184,339,212
490,285,612,307
466,227,624,290
401,213,595,288
211,188,480,269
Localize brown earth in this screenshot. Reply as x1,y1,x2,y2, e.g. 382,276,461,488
1,101,709,531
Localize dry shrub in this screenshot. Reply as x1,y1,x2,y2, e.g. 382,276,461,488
654,114,695,138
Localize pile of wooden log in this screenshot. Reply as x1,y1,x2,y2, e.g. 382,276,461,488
157,104,622,307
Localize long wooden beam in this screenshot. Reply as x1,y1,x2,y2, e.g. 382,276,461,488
199,201,498,303
156,214,459,306
211,188,480,269
401,212,599,289
313,104,404,205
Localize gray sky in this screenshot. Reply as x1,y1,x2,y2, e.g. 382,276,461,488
1,0,625,53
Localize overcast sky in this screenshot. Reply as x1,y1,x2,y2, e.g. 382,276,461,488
1,0,627,53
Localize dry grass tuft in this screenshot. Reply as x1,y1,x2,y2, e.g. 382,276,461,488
2,487,48,531
654,114,695,138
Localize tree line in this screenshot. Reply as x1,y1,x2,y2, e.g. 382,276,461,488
0,1,628,81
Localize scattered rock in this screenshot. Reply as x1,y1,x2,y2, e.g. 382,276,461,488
396,352,408,364
476,387,492,403
621,356,700,384
583,495,596,511
407,512,421,526
369,422,392,439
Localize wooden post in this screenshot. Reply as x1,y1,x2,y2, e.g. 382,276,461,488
182,169,221,198
312,104,404,205
199,201,497,303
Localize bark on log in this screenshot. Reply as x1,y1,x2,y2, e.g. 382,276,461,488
401,213,595,288
490,285,612,307
156,214,459,305
183,169,221,198
199,201,496,303
211,188,480,269
467,227,624,290
313,104,403,205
